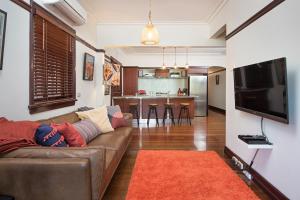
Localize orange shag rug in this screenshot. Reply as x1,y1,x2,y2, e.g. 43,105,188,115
126,150,260,200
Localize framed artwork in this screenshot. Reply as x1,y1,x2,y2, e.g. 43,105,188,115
111,71,120,86
216,75,220,85
112,63,121,72
104,84,110,95
0,9,7,70
103,62,113,84
83,53,95,81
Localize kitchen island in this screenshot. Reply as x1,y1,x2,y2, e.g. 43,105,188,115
113,95,195,119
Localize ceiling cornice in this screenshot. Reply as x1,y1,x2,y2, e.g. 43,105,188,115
207,0,229,23
97,21,209,26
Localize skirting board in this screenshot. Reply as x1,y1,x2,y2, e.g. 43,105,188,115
208,105,226,114
224,146,289,200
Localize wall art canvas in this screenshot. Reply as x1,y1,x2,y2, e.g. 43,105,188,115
103,62,113,83
0,9,7,70
83,53,95,81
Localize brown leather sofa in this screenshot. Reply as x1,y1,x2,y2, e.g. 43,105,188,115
0,111,133,200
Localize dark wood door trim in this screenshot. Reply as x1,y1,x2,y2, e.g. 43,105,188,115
225,0,285,40
10,0,31,12
75,36,105,53
224,146,289,200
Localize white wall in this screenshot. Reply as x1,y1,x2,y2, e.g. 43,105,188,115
212,1,300,199
97,22,225,48
209,0,273,37
138,78,187,95
208,70,226,110
0,1,107,121
116,53,226,68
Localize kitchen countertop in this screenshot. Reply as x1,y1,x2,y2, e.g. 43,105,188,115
113,95,197,99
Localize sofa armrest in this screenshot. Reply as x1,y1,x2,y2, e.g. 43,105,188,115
0,157,91,200
2,146,106,200
123,113,133,126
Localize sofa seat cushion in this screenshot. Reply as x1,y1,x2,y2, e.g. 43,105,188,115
87,127,132,150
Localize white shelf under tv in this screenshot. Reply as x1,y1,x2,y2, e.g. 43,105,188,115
238,138,273,149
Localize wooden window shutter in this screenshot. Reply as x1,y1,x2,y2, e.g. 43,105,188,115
29,7,76,114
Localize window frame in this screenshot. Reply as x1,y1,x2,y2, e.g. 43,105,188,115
28,3,77,114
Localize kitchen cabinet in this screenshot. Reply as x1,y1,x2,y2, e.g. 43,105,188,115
123,67,138,95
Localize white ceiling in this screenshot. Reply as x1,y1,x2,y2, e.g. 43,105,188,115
78,0,226,23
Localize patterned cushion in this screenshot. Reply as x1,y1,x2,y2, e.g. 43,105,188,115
35,125,68,147
73,119,101,143
51,123,87,147
76,106,114,133
107,105,127,128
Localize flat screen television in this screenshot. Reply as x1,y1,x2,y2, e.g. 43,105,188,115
233,57,289,124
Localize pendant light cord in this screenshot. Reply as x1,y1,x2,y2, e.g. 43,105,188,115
148,0,152,23
186,47,189,65
162,47,165,67
174,47,177,66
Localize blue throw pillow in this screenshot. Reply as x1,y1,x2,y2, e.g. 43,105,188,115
35,124,68,147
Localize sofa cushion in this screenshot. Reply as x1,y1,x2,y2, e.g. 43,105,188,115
73,119,101,143
51,123,86,147
87,127,132,150
35,125,68,147
0,117,8,123
107,105,127,128
76,106,114,133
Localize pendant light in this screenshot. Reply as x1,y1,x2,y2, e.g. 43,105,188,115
162,47,167,69
174,47,178,69
185,47,189,69
141,0,160,45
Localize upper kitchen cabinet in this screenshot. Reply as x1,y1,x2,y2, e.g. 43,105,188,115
187,67,208,75
123,67,139,95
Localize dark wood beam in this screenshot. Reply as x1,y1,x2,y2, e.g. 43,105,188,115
226,0,285,40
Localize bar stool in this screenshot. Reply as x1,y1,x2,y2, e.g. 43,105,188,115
147,104,159,127
163,103,175,126
178,103,192,126
129,103,139,126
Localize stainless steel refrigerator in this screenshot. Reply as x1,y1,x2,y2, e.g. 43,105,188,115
189,75,208,117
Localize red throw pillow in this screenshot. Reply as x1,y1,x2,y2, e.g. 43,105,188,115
51,123,87,147
0,120,40,141
0,117,8,123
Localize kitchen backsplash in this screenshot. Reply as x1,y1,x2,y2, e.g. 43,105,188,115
138,78,187,95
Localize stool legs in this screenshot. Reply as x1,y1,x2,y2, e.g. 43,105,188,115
178,107,182,124
178,106,191,126
163,107,175,126
129,106,140,126
147,107,159,127
170,108,175,125
154,107,159,126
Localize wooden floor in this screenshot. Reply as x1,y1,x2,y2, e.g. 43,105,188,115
103,110,270,200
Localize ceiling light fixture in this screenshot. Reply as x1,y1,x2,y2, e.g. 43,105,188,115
185,47,189,69
162,47,167,69
141,0,160,45
174,47,178,69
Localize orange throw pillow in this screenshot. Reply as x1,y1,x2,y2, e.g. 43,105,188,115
51,123,87,147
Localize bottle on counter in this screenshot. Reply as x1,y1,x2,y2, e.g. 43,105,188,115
177,88,182,96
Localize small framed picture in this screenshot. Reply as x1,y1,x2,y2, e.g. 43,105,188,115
83,53,95,81
0,9,7,70
104,84,110,95
216,75,220,85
